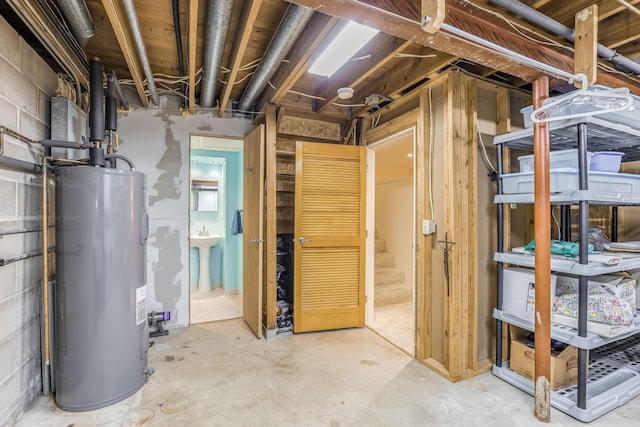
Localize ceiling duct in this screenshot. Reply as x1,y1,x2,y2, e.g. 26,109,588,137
122,0,159,106
56,0,95,47
200,0,235,108
490,0,640,76
237,4,314,113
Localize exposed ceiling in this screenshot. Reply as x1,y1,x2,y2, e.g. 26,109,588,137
5,0,640,130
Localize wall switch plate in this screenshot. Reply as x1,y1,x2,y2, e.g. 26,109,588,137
422,220,436,235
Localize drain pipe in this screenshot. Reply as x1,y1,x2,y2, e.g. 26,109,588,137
199,0,235,108
122,0,160,106
56,0,95,47
237,4,314,112
490,0,640,76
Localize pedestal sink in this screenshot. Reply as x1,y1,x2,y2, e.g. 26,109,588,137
190,235,222,292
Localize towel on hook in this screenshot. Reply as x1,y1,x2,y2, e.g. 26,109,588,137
231,209,243,235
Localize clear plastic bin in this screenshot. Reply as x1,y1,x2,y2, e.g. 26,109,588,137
518,149,593,173
591,152,624,172
502,170,640,194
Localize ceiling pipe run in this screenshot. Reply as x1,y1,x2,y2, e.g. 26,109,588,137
56,0,95,47
237,4,314,112
490,0,640,76
121,0,160,106
199,0,235,108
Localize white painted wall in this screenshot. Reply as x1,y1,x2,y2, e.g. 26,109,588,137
116,109,253,327
0,15,57,426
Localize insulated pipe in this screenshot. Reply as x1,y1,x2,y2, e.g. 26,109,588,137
199,0,235,108
56,0,95,47
0,155,42,174
105,73,117,132
122,0,160,106
107,70,129,110
89,59,104,143
237,5,314,112
490,0,640,76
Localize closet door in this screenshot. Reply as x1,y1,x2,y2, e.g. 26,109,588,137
243,125,264,338
294,142,366,333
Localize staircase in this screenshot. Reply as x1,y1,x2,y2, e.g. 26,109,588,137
374,238,412,307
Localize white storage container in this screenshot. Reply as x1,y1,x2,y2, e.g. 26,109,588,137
501,170,640,194
503,268,557,319
518,149,592,173
590,151,624,172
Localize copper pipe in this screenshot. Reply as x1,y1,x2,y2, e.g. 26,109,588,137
533,76,551,422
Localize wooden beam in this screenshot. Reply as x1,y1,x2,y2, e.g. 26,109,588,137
538,0,640,24
353,53,456,117
316,35,413,112
284,0,640,94
598,8,640,49
188,0,199,113
574,5,598,86
533,76,551,423
102,0,148,107
219,0,263,117
265,104,277,330
255,14,340,112
421,0,445,33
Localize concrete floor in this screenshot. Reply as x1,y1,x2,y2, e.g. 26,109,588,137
16,318,640,427
370,301,414,355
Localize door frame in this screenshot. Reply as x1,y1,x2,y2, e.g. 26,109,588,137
365,126,417,352
188,134,244,325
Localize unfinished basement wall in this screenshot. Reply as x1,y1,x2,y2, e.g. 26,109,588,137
116,110,253,327
364,69,530,382
0,15,56,426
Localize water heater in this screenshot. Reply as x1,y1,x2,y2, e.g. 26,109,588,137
54,165,149,411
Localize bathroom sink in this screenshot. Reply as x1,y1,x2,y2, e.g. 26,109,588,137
189,235,222,249
190,235,222,292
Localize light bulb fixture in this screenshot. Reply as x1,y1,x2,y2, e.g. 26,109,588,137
337,87,354,99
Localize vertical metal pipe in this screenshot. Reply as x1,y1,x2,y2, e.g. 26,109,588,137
577,123,589,410
611,207,618,242
122,0,160,106
561,205,571,241
172,0,186,106
533,76,551,423
496,142,504,368
41,160,50,395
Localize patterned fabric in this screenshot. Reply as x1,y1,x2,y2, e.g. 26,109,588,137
553,293,635,325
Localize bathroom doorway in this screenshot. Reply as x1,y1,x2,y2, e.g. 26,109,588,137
366,128,416,355
189,135,244,324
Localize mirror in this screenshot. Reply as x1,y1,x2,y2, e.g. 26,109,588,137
192,180,218,211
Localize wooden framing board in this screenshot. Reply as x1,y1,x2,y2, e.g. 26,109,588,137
265,104,278,331
574,4,599,86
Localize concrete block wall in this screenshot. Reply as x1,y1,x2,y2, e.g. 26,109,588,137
0,15,56,426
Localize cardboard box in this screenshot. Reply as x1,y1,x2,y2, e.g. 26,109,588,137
503,268,557,319
509,326,579,391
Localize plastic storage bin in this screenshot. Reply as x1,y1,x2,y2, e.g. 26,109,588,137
518,149,592,173
501,170,640,194
590,151,624,172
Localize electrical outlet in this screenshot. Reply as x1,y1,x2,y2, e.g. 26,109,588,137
422,220,436,235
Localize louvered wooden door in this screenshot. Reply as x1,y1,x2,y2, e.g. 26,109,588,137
293,142,366,333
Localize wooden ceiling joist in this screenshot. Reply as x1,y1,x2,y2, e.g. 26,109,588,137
255,13,340,113
218,0,263,117
285,0,640,94
102,0,148,107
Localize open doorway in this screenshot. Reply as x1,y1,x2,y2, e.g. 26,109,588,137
189,135,244,324
366,128,416,355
